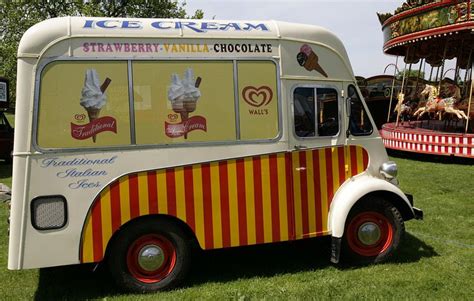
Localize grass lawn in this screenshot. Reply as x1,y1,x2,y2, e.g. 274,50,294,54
1,154,473,300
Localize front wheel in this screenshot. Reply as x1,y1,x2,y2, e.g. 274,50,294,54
107,218,190,292
342,198,405,264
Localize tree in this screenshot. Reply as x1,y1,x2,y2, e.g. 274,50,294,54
0,1,203,109
396,69,425,80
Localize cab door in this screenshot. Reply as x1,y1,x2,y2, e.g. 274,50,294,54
288,82,346,240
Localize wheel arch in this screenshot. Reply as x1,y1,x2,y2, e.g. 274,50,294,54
104,214,200,262
329,175,414,238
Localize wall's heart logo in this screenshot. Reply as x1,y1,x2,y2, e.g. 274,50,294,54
242,86,273,107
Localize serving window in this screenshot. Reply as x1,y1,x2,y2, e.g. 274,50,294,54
36,59,280,150
293,86,339,138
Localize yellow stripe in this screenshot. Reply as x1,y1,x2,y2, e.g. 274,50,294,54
260,155,273,243
174,167,186,221
277,154,288,241
137,172,149,215
210,162,222,248
192,165,205,248
332,147,340,196
156,170,168,214
100,188,112,253
119,177,130,224
227,160,240,246
82,216,94,262
292,152,303,238
244,157,256,245
318,149,329,231
356,146,364,173
306,150,316,234
345,146,352,177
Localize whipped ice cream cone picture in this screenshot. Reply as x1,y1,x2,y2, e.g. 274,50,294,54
80,69,111,143
168,68,202,139
297,44,328,78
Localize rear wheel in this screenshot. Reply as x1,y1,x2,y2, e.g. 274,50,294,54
108,218,190,292
342,198,404,264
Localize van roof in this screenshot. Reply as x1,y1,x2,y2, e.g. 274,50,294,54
18,17,349,61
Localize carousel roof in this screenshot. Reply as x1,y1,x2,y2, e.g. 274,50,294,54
379,0,474,67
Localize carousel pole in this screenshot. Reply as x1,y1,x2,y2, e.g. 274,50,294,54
465,59,473,133
438,40,449,93
386,56,399,123
465,49,473,96
429,64,434,82
396,60,408,127
415,59,424,97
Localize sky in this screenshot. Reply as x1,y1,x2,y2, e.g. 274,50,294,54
185,0,403,78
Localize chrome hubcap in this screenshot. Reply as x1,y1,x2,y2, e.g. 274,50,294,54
137,244,165,272
357,222,381,246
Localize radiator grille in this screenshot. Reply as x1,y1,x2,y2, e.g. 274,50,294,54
31,196,67,230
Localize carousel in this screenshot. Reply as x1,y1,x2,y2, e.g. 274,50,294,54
378,0,474,158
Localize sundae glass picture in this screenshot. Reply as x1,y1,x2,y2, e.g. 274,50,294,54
297,44,328,77
168,68,202,139
80,69,111,142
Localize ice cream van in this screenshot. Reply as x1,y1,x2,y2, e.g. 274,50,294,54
9,17,422,292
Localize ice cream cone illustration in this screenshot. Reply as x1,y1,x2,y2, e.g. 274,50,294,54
297,44,328,77
80,69,111,143
168,69,202,139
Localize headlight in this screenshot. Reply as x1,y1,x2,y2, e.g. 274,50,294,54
380,161,398,179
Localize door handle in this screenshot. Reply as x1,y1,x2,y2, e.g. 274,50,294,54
294,145,307,150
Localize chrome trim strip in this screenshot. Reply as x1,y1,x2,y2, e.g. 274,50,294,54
127,60,136,144
233,60,241,140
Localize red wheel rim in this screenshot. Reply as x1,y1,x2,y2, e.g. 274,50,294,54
126,234,177,283
347,212,393,257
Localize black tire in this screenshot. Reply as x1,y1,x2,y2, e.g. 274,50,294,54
341,197,405,264
107,217,191,293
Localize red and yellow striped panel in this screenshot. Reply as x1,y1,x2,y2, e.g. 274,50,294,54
80,145,368,263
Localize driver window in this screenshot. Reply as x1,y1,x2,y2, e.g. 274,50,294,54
293,87,339,138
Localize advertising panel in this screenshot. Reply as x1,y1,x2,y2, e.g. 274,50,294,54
133,61,236,144
37,61,131,148
238,61,278,140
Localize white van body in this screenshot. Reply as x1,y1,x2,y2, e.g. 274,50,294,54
9,17,421,291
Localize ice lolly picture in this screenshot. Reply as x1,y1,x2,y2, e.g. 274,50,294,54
297,44,328,77
80,69,111,142
168,68,202,139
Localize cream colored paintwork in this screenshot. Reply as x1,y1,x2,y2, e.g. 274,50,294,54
9,17,411,270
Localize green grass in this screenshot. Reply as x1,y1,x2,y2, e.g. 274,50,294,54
1,155,473,300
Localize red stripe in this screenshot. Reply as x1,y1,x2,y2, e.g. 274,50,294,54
236,159,248,245
298,151,309,235
285,153,295,240
91,198,103,262
184,166,196,231
325,148,334,203
201,163,214,249
312,150,323,234
128,174,139,219
166,169,177,216
147,172,158,214
219,162,231,247
338,147,346,186
269,154,280,242
350,145,358,176
109,181,121,231
252,156,264,244
362,148,369,169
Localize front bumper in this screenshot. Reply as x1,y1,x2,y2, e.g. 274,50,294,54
405,193,423,220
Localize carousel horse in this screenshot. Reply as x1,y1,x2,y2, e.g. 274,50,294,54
413,84,468,120
394,92,414,121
